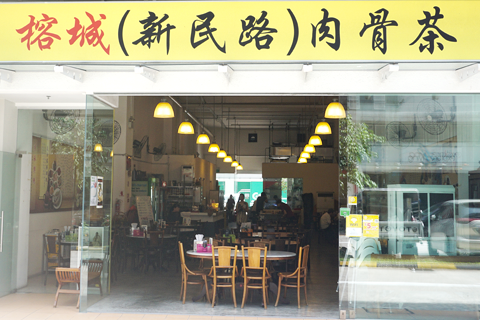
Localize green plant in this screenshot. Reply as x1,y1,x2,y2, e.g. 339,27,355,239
339,114,385,197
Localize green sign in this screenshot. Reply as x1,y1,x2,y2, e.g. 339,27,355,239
340,207,350,217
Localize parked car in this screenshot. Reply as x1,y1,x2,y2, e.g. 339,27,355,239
455,200,480,256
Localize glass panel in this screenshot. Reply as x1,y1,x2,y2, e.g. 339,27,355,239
80,96,114,311
0,151,16,297
339,94,480,320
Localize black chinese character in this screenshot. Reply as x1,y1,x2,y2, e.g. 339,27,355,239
359,8,398,54
191,12,225,53
132,12,176,54
239,11,277,50
410,6,457,54
311,9,340,51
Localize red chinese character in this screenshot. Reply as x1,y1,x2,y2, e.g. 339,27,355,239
16,14,61,51
67,12,110,54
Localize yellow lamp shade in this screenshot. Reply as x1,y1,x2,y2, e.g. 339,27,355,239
304,144,315,153
196,133,210,144
325,101,346,119
231,160,239,167
153,101,175,118
236,164,243,170
300,152,311,159
309,135,323,146
110,150,113,157
178,121,194,134
208,143,220,153
94,143,103,152
315,122,332,135
298,157,307,163
217,150,227,158
224,156,233,162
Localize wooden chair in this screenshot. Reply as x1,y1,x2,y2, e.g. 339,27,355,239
86,259,104,296
275,245,309,309
44,234,69,286
248,240,271,251
54,268,80,308
240,246,270,309
178,242,210,304
209,245,238,308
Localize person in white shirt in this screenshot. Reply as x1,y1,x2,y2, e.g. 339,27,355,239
320,209,332,230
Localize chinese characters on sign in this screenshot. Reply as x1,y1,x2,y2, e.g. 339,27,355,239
11,3,462,60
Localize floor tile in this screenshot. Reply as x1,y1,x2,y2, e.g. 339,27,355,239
1,312,33,320
142,316,167,320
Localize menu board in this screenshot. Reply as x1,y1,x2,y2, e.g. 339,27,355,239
136,196,153,226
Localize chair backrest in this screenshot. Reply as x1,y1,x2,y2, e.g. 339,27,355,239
178,241,186,270
297,245,310,271
274,239,285,251
87,259,104,273
212,239,224,246
241,246,267,272
249,240,271,251
149,230,164,247
55,268,80,284
211,245,237,278
45,234,59,255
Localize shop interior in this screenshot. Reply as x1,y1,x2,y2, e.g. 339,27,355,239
13,95,341,318
5,92,480,320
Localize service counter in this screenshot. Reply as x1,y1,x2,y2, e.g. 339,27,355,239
181,211,225,237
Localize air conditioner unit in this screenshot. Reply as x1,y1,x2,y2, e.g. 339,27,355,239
270,146,292,160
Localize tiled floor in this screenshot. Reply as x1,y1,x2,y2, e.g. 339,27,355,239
0,293,336,320
1,231,339,320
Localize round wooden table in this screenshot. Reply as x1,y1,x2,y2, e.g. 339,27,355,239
186,250,296,261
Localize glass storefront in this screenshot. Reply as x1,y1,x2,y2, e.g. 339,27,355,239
79,96,114,311
338,94,480,319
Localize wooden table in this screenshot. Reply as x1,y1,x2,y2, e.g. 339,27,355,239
127,234,177,239
186,250,296,261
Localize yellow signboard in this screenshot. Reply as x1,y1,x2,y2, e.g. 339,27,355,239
362,214,380,238
0,1,479,61
346,214,363,237
348,196,357,205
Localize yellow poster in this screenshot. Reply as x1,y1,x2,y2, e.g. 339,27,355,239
0,1,479,61
346,214,363,237
363,214,380,238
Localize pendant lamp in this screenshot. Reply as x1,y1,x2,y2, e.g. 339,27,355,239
178,120,194,134
236,164,243,170
208,143,220,153
153,100,175,118
315,121,332,135
304,144,315,153
110,150,113,157
300,151,311,159
298,157,307,163
217,150,227,158
94,143,103,152
324,100,346,119
308,135,323,146
224,155,233,162
196,133,210,144
231,160,239,167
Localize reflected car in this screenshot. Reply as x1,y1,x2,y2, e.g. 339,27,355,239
455,200,480,256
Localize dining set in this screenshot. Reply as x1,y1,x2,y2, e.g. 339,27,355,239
179,241,310,309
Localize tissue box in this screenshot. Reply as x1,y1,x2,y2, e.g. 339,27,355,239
196,244,212,252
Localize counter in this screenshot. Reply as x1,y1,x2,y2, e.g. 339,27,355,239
181,211,225,237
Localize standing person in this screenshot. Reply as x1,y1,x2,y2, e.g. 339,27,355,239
235,193,249,225
226,195,235,222
252,192,267,223
277,198,296,223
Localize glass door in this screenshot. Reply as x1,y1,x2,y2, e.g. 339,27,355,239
0,151,16,298
79,96,114,311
